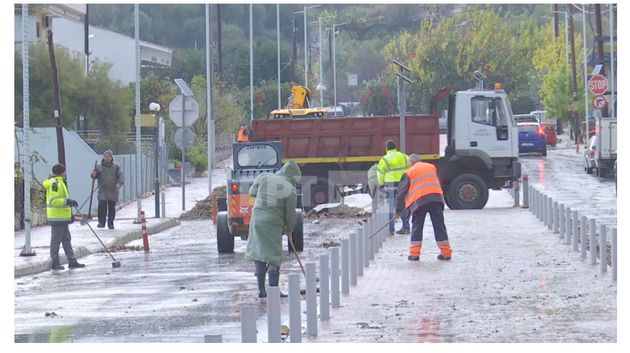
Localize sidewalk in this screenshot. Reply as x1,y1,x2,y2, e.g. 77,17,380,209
14,159,230,278
299,189,617,343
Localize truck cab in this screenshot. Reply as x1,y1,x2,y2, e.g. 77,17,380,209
441,85,521,209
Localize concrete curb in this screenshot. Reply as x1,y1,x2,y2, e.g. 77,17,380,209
14,218,181,278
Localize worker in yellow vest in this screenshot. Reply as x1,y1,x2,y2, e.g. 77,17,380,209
396,154,452,261
43,164,85,270
377,140,410,235
237,124,250,142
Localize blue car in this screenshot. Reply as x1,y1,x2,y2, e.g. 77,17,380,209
517,123,547,156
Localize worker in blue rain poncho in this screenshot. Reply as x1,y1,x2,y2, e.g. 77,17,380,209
245,160,302,298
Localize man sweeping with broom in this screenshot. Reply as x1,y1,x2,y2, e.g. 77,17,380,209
245,160,301,299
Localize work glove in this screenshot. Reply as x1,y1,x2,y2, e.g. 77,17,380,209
66,199,78,208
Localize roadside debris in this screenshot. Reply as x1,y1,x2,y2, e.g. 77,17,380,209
179,186,226,220
305,204,368,219
102,245,143,253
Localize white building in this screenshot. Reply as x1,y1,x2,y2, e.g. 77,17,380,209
14,4,172,85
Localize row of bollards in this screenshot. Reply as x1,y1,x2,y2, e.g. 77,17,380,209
517,175,616,282
238,205,392,343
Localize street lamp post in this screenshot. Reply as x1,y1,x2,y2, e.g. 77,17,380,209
332,22,346,116
149,102,161,218
296,5,320,88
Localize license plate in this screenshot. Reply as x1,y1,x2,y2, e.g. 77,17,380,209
522,143,533,146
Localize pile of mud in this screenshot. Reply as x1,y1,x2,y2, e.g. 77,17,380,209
305,203,368,219
179,185,226,220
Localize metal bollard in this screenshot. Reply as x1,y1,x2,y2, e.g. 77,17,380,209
531,188,537,217
329,247,340,308
599,225,607,274
341,239,349,295
580,215,587,259
552,201,559,234
161,191,166,218
611,228,617,282
522,175,529,208
590,218,597,265
356,229,364,276
319,254,330,321
240,306,257,343
204,334,222,343
305,262,318,336
564,207,572,246
363,224,370,268
558,203,564,239
288,273,301,343
544,195,549,225
513,178,520,207
267,286,281,343
547,197,553,230
572,210,579,252
349,232,357,285
537,190,542,221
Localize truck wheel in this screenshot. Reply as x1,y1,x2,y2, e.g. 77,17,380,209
446,174,489,210
288,210,304,252
444,194,453,210
217,211,234,254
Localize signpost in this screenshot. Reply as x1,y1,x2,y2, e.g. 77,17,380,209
588,74,608,96
170,79,199,210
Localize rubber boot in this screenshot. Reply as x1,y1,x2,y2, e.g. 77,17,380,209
408,244,421,261
68,258,85,268
51,259,64,270
437,242,452,260
256,272,267,298
268,273,288,298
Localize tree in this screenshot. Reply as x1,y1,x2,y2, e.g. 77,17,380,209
532,24,584,128
359,80,395,116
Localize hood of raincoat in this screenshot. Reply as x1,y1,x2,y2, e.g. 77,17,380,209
276,160,301,185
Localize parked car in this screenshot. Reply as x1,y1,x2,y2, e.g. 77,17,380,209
517,122,547,156
541,122,557,147
580,116,597,138
514,114,540,124
584,135,597,174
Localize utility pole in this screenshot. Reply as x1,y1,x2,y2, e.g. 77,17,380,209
567,4,581,145
594,4,608,117
217,4,222,78
47,30,66,168
277,4,281,110
249,4,253,122
393,60,411,154
552,4,559,38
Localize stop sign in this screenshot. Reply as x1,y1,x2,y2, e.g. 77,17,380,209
588,74,608,95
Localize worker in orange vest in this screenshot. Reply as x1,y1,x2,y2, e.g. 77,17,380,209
395,154,452,261
237,124,250,142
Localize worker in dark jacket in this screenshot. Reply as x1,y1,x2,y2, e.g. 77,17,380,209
43,164,85,270
91,150,124,229
396,154,452,261
245,160,301,298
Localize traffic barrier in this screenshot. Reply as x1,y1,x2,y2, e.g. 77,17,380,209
341,238,349,295
349,232,357,285
590,218,597,265
559,204,565,239
357,228,364,276
329,247,340,308
611,228,617,281
565,207,572,246
580,215,588,260
553,201,559,233
140,210,149,252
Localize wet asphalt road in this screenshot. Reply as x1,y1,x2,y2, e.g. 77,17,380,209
14,217,360,343
518,140,617,232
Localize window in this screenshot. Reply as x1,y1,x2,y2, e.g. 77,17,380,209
471,97,494,126
237,144,278,168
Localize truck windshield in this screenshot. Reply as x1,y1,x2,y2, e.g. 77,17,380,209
471,96,507,127
237,144,278,168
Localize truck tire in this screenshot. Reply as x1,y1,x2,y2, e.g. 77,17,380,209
444,194,453,210
217,211,234,254
288,210,304,252
446,173,489,210
597,167,606,178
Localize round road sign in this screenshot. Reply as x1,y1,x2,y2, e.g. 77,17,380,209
588,74,608,96
592,95,608,109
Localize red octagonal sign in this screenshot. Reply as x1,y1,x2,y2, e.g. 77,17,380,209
588,74,608,95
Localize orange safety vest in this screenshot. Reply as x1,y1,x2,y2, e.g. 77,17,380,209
405,162,443,209
237,126,249,142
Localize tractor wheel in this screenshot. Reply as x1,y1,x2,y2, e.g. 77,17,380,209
217,211,234,254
